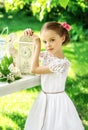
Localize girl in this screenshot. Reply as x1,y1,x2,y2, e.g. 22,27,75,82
24,22,84,130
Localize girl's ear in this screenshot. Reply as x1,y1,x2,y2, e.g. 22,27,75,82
61,35,65,43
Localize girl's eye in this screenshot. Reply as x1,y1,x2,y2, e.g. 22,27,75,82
51,39,55,42
43,41,47,44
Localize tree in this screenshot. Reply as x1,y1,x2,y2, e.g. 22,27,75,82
31,0,69,21
3,0,69,20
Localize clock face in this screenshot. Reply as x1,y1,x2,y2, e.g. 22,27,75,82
20,46,32,58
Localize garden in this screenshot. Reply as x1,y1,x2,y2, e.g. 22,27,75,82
0,0,88,129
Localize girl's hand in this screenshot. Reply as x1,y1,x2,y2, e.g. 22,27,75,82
24,28,33,36
24,28,41,49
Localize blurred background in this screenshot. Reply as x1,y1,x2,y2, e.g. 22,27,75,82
0,0,88,130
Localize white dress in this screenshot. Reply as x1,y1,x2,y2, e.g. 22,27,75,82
24,52,84,130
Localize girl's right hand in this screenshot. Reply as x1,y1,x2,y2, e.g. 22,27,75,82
24,28,34,36
24,28,41,49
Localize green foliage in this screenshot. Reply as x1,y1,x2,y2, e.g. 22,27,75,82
66,0,88,42
0,56,13,76
0,56,21,83
2,0,88,42
4,0,32,15
59,0,69,9
31,0,69,21
3,0,69,20
70,24,84,42
32,0,88,42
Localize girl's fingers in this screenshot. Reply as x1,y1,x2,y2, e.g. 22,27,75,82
24,28,34,36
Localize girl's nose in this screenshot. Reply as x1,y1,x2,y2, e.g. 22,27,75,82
46,42,51,46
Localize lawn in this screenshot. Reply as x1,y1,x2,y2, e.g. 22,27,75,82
0,12,88,130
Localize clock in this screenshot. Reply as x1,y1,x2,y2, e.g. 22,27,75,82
18,35,34,74
20,46,32,58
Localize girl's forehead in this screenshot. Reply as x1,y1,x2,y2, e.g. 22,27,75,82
40,29,57,38
41,29,56,34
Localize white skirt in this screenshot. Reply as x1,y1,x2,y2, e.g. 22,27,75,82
24,91,84,130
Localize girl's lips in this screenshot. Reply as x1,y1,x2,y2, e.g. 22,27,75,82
47,48,53,51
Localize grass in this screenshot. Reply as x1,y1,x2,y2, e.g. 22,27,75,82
0,12,88,130
0,12,43,33
63,42,88,130
0,87,41,130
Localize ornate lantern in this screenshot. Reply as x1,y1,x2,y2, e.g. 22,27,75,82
18,35,34,74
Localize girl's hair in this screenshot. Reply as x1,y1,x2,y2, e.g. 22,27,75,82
40,21,70,45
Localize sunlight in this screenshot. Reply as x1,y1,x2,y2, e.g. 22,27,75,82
69,68,76,79
83,119,88,128
0,14,4,18
7,0,13,3
80,87,88,94
0,114,19,129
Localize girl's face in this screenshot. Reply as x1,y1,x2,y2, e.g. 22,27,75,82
40,29,65,56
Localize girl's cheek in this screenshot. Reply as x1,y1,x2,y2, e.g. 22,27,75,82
57,44,61,49
43,44,46,49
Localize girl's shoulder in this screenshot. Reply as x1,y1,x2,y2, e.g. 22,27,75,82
47,55,71,73
40,51,71,73
40,51,70,66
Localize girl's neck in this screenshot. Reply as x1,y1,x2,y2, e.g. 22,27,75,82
50,50,64,59
57,51,64,59
47,51,64,59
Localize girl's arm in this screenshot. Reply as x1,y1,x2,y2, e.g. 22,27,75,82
31,37,51,74
24,29,51,74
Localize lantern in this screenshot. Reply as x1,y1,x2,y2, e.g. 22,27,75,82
18,35,34,74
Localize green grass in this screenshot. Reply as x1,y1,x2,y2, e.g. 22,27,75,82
0,12,43,33
0,87,41,130
0,12,88,130
63,42,88,130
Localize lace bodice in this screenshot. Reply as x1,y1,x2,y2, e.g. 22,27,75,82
40,52,70,92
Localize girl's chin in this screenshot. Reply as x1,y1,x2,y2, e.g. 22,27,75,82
47,50,59,57
47,51,55,55
47,50,53,54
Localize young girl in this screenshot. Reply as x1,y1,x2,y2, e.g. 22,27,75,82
24,22,84,130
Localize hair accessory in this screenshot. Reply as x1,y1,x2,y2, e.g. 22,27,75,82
61,22,71,31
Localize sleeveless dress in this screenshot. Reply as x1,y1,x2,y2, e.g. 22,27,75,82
24,52,84,130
